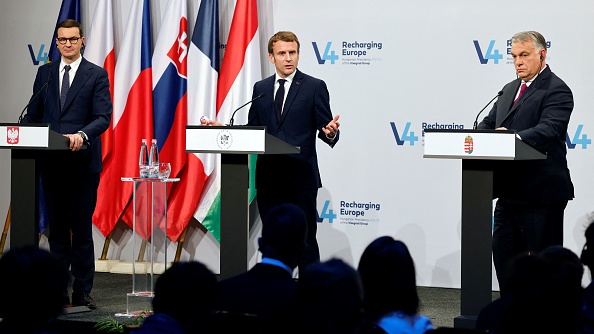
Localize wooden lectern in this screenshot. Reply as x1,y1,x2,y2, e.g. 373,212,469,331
186,126,300,280
423,129,546,329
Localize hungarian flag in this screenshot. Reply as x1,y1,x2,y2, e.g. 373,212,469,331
93,0,153,237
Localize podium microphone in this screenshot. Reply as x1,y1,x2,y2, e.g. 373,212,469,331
229,93,264,126
472,90,503,130
18,72,52,123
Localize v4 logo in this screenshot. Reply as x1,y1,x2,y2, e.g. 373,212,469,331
28,44,48,65
473,40,503,65
566,124,591,149
390,122,419,146
312,42,338,65
317,200,337,223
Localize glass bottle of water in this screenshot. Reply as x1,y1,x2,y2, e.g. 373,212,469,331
139,139,149,178
148,139,159,178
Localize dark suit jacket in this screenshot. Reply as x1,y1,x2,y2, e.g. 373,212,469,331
22,58,112,174
247,69,338,190
216,263,299,328
477,65,574,203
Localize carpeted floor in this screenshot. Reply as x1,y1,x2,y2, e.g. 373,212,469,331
49,272,499,333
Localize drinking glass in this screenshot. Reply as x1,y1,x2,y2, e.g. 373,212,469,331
158,162,171,180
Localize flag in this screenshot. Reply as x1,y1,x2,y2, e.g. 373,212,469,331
150,0,208,241
194,0,261,242
47,0,80,63
93,0,153,237
39,0,81,234
187,0,220,241
84,0,115,166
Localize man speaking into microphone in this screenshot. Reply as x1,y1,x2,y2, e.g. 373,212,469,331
203,31,340,272
476,31,574,294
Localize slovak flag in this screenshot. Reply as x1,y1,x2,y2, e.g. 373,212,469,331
93,0,153,237
150,0,208,241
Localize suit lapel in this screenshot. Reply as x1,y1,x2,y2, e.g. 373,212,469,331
62,58,90,113
498,67,551,127
278,70,303,126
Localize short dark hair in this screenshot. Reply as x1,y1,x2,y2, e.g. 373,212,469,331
56,19,83,37
268,31,300,54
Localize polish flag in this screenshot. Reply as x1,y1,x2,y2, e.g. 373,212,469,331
93,0,153,237
84,0,115,167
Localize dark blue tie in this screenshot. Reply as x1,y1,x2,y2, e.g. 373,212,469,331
60,65,71,111
274,79,286,120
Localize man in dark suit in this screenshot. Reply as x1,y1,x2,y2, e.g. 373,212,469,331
214,203,308,333
21,19,112,308
477,30,574,293
203,31,340,270
248,31,340,269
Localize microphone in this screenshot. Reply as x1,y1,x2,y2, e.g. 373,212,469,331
229,93,264,126
18,72,52,123
472,90,503,130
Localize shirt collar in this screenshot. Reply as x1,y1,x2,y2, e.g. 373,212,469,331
275,70,296,85
260,257,293,275
61,56,82,73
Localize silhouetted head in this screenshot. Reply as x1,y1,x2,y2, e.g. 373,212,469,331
298,258,364,334
152,261,219,332
0,245,68,332
258,203,308,269
358,236,419,319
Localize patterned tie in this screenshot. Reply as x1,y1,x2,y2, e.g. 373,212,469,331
274,79,286,120
60,65,71,111
513,83,527,105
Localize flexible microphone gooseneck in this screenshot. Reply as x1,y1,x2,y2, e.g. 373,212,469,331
18,71,52,123
229,93,265,126
472,90,503,130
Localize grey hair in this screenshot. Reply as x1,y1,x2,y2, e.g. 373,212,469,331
511,31,547,52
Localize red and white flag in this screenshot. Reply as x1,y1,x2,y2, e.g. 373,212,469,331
84,0,115,167
93,0,153,237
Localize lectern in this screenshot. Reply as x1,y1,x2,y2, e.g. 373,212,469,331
423,129,546,329
0,123,76,247
186,126,300,279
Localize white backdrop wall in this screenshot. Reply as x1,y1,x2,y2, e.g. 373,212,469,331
0,0,592,290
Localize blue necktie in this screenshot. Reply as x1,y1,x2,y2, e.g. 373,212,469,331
274,79,286,120
60,65,71,111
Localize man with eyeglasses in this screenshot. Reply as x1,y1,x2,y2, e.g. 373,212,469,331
21,19,112,309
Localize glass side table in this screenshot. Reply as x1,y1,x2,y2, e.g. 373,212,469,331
115,177,179,317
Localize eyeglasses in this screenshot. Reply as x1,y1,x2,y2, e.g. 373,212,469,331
57,37,81,45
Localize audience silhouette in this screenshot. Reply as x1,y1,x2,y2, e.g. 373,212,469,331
357,236,433,334
476,246,583,334
132,261,219,334
297,258,365,334
212,203,308,333
581,219,594,334
0,245,68,334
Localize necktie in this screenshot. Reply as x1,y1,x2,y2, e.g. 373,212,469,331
513,83,527,105
60,65,71,111
274,79,286,120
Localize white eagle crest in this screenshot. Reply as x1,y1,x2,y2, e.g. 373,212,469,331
7,128,18,144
